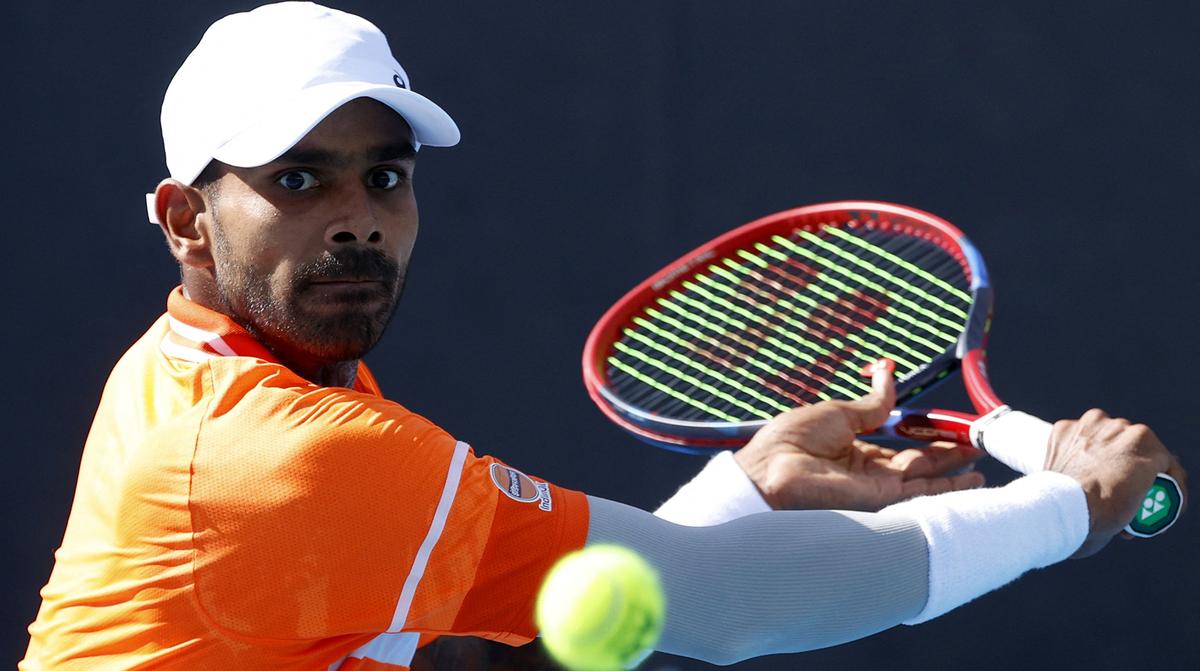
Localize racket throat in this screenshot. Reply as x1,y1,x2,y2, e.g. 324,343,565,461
878,408,975,444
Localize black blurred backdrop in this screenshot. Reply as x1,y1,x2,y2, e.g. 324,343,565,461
4,2,1198,669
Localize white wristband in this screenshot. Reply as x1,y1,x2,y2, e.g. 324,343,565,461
654,450,772,526
883,471,1089,624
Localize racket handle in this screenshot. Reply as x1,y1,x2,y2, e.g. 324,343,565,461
971,406,1182,538
968,406,1050,474
1126,474,1184,538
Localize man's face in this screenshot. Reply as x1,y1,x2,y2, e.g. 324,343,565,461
203,98,418,365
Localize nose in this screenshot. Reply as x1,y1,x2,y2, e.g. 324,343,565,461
329,227,382,244
325,185,383,246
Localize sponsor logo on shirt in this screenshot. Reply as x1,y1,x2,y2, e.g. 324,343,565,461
490,463,552,511
535,481,553,512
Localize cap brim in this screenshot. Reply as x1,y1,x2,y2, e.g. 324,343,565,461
210,82,459,172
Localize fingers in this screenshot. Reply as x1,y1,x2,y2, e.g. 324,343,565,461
886,443,985,479
853,440,897,460
844,358,897,433
1050,408,1186,550
897,471,985,501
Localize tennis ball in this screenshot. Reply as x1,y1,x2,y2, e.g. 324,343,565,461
535,544,665,671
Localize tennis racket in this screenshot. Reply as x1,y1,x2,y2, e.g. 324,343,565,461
582,201,1181,538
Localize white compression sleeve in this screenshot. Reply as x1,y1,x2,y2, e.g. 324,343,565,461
654,450,771,525
882,471,1089,624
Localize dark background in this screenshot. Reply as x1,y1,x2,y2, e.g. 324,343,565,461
4,1,1198,669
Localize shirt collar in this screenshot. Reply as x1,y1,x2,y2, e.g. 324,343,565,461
163,286,278,363
160,287,384,396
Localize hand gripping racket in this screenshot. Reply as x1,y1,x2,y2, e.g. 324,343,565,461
582,201,1181,538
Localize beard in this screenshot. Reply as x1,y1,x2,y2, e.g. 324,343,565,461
210,223,406,363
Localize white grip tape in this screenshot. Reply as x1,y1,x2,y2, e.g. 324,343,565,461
968,406,1052,475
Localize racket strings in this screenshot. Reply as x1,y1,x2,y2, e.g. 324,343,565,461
607,222,972,422
738,247,949,357
609,236,950,421
629,263,878,411
775,233,964,336
853,229,975,315
612,298,921,421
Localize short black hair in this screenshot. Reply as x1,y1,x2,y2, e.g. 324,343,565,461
192,161,223,192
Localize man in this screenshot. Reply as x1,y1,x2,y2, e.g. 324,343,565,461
22,3,1186,670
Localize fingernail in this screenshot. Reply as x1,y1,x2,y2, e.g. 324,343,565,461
860,358,895,377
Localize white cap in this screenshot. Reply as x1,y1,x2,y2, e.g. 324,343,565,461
146,1,459,223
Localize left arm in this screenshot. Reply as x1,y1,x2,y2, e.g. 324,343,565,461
657,363,983,523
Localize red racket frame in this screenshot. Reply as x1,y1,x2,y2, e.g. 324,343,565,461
582,200,1003,453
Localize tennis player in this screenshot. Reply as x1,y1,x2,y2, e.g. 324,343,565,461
22,3,1186,670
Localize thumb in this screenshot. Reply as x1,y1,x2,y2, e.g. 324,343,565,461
845,358,897,432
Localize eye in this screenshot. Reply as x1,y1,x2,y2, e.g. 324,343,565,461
368,168,404,190
277,170,318,191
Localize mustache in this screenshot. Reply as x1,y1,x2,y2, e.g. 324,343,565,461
296,248,401,287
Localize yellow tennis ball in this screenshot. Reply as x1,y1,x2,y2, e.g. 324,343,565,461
536,544,665,671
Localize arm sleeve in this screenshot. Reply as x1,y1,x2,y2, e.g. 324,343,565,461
654,450,771,525
188,387,589,645
883,470,1088,623
589,471,1088,665
589,496,929,664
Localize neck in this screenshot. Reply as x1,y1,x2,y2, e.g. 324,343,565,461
240,327,362,389
237,326,363,388
290,357,360,388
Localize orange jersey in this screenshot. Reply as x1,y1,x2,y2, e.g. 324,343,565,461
22,288,589,670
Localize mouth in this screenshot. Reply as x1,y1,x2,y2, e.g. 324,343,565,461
303,276,392,307
309,277,385,286
305,277,391,295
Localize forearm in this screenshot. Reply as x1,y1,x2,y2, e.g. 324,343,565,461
589,496,929,664
596,470,1088,663
654,451,770,526
881,471,1088,623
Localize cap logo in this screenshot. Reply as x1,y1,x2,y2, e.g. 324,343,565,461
393,73,407,89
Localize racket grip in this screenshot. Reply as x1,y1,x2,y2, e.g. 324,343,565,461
970,406,1182,538
1126,474,1184,538
968,406,1050,474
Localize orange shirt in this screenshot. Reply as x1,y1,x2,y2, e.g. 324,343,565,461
22,288,589,670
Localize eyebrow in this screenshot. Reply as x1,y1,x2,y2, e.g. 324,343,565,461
273,141,416,167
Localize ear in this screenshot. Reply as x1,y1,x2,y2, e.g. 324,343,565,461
155,179,215,269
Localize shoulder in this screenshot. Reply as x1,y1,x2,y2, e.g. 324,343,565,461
190,357,461,518
202,357,449,446
187,361,469,638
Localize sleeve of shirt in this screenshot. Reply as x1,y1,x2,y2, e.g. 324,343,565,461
188,379,589,646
